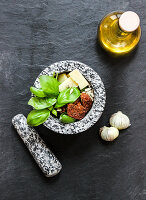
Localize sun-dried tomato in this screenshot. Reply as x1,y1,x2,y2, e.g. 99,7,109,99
67,102,86,120
67,93,93,120
81,93,93,112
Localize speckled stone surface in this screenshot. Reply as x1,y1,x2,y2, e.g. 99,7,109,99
12,114,62,177
34,61,106,134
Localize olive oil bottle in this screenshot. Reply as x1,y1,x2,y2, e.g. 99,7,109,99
98,11,141,56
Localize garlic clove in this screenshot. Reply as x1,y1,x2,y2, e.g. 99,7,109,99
99,126,119,141
109,111,130,130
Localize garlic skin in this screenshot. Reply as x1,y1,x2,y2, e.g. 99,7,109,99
109,111,130,130
99,126,119,141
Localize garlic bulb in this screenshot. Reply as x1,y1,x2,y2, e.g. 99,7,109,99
99,126,119,141
109,111,130,130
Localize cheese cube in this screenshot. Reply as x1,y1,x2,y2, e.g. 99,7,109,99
69,69,89,90
58,73,68,83
59,77,78,92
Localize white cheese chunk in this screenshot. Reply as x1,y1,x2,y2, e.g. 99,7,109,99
58,73,68,83
59,77,78,92
69,69,89,90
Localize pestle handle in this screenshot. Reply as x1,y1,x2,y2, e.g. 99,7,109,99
12,114,62,177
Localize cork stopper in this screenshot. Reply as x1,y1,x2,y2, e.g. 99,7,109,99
119,11,140,32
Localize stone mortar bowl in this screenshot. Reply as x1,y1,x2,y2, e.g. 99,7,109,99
33,60,106,134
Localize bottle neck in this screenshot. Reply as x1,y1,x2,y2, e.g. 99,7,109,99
112,19,130,38
118,21,130,36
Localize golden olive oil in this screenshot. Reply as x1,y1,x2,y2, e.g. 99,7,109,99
98,11,141,56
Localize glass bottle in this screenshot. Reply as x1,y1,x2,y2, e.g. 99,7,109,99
98,11,141,56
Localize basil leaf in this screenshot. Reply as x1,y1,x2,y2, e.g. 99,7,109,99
55,87,80,108
60,113,76,123
28,97,56,110
40,75,60,97
48,106,53,111
27,109,50,126
52,109,57,116
30,87,46,97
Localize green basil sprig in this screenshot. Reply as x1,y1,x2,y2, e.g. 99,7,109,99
55,87,80,108
52,109,57,116
59,113,76,123
28,97,56,110
48,106,53,111
40,75,60,97
30,87,46,97
27,109,50,126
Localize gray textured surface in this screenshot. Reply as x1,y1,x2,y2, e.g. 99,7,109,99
0,0,145,200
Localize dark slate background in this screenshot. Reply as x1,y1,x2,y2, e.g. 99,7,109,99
0,0,145,200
